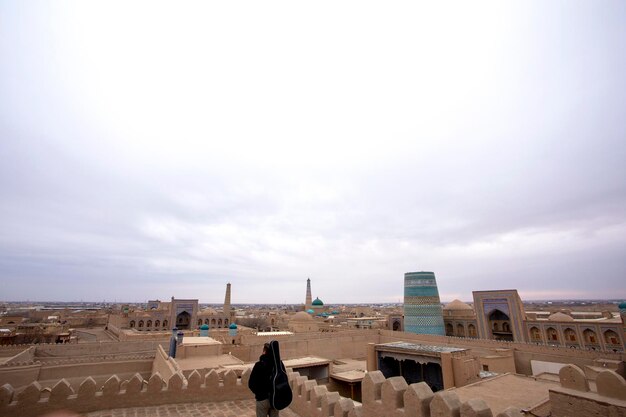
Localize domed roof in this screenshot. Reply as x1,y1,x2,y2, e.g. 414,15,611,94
292,311,313,322
306,309,315,314
228,323,237,329
201,307,218,315
443,299,473,311
312,297,324,306
548,312,574,322
619,301,626,310
200,324,209,330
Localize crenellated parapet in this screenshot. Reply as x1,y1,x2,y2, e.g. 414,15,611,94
288,369,521,417
0,367,253,417
0,347,36,367
26,353,155,366
549,364,626,417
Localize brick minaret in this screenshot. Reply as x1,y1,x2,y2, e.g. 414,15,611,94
305,278,312,311
224,283,232,318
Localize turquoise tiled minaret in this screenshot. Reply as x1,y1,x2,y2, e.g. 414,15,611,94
403,271,445,335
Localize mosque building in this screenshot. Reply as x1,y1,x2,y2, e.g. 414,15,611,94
311,297,325,315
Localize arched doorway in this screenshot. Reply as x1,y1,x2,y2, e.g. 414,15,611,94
546,327,559,345
583,328,597,343
530,326,541,342
564,328,578,345
489,309,512,341
604,330,620,346
176,311,191,330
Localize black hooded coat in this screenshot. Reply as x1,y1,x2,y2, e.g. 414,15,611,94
248,340,293,410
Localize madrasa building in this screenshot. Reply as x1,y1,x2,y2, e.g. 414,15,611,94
441,289,625,352
107,283,235,337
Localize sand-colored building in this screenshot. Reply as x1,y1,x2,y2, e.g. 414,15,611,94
107,284,234,336
441,290,625,352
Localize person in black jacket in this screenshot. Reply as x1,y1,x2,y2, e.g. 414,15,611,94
248,342,279,417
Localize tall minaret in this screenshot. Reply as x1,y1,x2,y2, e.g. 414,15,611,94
305,278,312,311
224,283,232,318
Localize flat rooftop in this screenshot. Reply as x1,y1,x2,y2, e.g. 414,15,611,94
256,331,294,336
378,341,467,354
452,373,559,415
332,370,366,383
181,336,221,346
283,356,330,368
175,354,243,371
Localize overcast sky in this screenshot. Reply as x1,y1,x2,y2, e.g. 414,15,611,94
1,1,625,304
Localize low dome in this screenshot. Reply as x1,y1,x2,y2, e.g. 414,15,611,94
292,311,313,322
306,309,315,314
200,324,209,330
548,312,574,322
201,307,218,315
312,297,324,306
228,323,237,329
619,301,626,310
443,299,473,311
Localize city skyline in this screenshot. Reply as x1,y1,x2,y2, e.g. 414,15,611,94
1,2,625,303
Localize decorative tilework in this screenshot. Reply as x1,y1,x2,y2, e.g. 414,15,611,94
403,271,445,336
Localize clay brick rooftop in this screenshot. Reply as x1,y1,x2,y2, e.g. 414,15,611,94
85,400,302,417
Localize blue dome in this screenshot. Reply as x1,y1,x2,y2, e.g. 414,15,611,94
312,297,324,306
229,323,237,329
200,324,209,330
306,309,315,314
619,301,626,310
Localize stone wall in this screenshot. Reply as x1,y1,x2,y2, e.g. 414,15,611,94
234,330,380,362
34,340,167,357
0,368,254,417
379,330,625,360
1,346,35,366
548,364,626,417
378,330,625,375
37,357,154,383
0,341,160,389
2,361,623,417
0,346,27,358
288,368,522,417
0,364,40,390
151,345,180,381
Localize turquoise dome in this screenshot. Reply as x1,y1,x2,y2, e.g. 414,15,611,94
229,323,237,329
312,297,324,306
619,301,626,310
200,324,209,330
306,309,315,314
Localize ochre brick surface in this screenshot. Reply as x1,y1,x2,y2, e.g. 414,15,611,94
85,400,301,417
